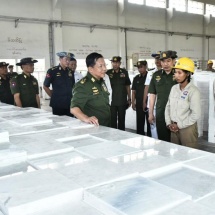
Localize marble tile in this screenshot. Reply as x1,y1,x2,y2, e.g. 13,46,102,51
10,137,74,160
120,135,162,150
0,121,69,136
108,152,180,176
57,159,138,188
0,144,27,168
8,117,53,127
184,155,215,176
158,200,215,215
0,169,82,215
143,141,211,162
29,151,90,170
150,166,215,200
76,141,141,159
28,201,103,215
57,119,95,129
57,134,105,148
91,130,139,141
197,193,215,211
84,177,190,215
0,130,9,143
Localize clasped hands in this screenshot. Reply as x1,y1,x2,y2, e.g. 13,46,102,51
168,123,179,133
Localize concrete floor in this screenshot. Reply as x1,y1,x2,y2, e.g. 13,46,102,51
40,98,215,154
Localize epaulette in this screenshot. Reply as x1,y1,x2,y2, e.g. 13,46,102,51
80,77,87,84
51,66,58,70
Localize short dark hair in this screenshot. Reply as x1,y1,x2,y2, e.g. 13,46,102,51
86,52,103,67
70,57,77,62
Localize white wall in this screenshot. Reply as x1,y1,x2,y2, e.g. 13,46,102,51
0,0,215,70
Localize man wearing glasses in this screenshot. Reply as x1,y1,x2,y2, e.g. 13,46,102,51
44,52,75,116
70,52,111,127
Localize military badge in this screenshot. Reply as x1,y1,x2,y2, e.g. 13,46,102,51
162,53,166,58
33,81,37,85
46,73,50,78
92,86,99,95
80,78,86,84
102,83,108,92
120,73,125,78
91,77,95,82
68,72,73,77
11,82,16,87
109,74,113,78
155,76,161,82
56,72,61,77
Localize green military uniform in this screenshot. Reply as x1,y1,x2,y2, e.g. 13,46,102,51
10,73,39,108
148,69,177,142
106,68,131,130
71,72,111,127
0,76,14,105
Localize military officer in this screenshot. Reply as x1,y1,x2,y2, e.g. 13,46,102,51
8,65,18,79
43,52,75,116
106,56,131,130
0,62,14,105
70,52,111,127
10,58,40,108
68,57,83,83
132,60,151,136
148,50,177,142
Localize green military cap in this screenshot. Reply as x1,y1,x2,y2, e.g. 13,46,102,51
16,58,38,66
135,60,147,67
110,56,121,62
0,62,9,67
159,50,177,60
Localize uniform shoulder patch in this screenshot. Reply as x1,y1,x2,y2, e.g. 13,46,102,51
51,66,58,70
80,78,87,84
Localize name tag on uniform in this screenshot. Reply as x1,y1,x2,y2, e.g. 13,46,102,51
33,82,37,85
120,73,125,78
181,91,188,99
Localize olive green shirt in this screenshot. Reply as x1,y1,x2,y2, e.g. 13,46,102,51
148,69,177,118
10,73,39,108
106,68,131,106
71,72,111,127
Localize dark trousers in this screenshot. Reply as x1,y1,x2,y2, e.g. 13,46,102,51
110,105,126,130
52,108,74,117
156,119,170,142
136,106,151,136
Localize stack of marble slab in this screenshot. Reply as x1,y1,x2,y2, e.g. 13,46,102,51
0,170,83,215
193,72,215,137
2,104,215,214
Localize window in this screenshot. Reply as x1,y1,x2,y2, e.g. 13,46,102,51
146,0,166,9
169,0,186,12
128,0,144,5
188,0,204,15
206,4,215,17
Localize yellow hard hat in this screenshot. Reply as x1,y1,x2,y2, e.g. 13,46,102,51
173,57,195,73
208,60,213,64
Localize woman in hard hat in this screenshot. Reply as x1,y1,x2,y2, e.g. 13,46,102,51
165,57,201,148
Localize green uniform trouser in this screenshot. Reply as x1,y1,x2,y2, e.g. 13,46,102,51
156,107,171,142
170,123,198,149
